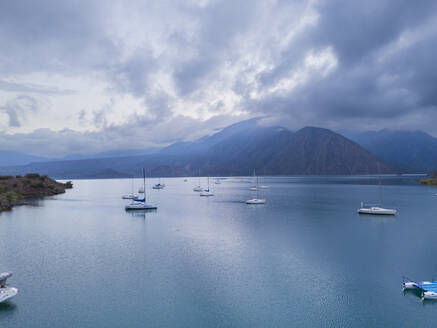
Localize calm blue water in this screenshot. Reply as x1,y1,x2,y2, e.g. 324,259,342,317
1,176,437,327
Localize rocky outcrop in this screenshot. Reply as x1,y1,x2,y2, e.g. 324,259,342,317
0,174,72,212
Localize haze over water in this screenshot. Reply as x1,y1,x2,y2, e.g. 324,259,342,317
1,176,437,327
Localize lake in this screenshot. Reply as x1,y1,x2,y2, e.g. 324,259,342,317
1,176,437,327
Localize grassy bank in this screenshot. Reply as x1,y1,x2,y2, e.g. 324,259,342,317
418,171,437,186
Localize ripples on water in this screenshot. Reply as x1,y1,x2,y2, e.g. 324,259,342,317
1,175,437,327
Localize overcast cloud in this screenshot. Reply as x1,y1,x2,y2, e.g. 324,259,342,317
1,0,436,157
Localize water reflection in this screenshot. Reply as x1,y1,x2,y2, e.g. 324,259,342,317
0,301,17,319
125,209,157,219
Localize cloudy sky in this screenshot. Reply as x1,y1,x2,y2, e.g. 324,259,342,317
1,0,437,157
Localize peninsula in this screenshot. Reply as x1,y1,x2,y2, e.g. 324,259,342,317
0,174,72,212
418,171,437,186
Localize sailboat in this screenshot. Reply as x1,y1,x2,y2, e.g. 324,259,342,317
358,182,396,215
249,170,260,191
200,177,214,196
122,177,138,199
126,169,157,210
246,172,266,204
193,170,203,192
0,272,18,303
152,177,165,189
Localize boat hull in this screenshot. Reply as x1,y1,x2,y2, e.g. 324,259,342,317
423,291,437,300
0,287,18,303
125,203,157,210
122,195,137,199
357,207,396,215
246,199,266,204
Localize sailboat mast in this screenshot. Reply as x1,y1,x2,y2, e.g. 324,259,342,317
379,181,382,205
143,168,146,201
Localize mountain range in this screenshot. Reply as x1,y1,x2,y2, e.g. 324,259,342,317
0,119,435,178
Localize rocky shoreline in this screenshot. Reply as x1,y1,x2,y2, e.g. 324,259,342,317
0,174,72,212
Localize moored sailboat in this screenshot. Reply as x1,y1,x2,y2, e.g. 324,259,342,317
246,171,266,204
126,169,157,210
200,177,214,196
358,182,396,215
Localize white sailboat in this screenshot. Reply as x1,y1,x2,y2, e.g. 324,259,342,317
126,169,157,210
249,170,260,191
122,177,138,199
200,177,214,196
193,170,203,192
152,177,165,189
246,172,266,204
358,182,396,215
0,272,18,303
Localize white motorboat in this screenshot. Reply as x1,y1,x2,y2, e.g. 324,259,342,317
0,272,18,303
138,186,144,193
200,177,214,196
401,279,437,301
126,169,157,210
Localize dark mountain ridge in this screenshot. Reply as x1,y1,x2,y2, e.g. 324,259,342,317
0,120,395,178
343,129,437,173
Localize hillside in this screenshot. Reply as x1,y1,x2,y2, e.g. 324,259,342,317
343,130,437,173
195,126,393,175
0,174,73,211
0,120,395,178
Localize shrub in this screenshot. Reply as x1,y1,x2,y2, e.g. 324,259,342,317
0,176,13,180
31,181,45,188
25,173,40,179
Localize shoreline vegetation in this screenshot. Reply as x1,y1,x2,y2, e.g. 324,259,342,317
0,173,72,212
418,171,437,186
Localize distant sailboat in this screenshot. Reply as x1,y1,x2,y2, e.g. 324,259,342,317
122,177,138,199
126,169,157,210
200,177,214,196
193,170,203,192
358,182,396,215
249,170,260,191
246,172,266,204
152,177,165,189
